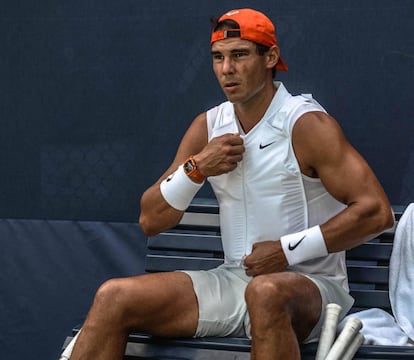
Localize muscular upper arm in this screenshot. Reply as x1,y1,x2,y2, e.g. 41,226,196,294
293,112,377,205
292,111,393,249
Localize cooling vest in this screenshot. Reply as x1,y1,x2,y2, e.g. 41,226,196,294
206,82,348,289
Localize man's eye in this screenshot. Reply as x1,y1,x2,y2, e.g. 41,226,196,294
212,54,224,61
233,52,248,58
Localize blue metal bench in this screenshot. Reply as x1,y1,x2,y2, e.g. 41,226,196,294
64,199,414,359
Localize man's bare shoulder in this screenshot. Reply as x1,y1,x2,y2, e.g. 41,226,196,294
295,110,342,131
293,111,347,148
192,111,207,126
185,112,208,137
292,111,350,177
174,112,209,161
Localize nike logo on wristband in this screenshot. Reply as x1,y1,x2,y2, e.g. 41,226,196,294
288,235,306,251
166,173,175,182
259,141,276,149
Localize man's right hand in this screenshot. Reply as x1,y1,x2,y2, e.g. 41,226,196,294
194,133,245,177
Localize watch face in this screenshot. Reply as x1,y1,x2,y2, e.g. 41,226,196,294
184,160,195,173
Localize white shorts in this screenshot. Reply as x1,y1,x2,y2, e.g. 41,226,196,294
182,265,354,342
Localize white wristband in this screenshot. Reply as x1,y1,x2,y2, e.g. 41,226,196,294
280,225,328,266
160,165,204,211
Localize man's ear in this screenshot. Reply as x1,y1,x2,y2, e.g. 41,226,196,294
266,45,280,69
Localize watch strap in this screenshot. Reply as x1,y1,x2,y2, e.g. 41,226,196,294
183,156,206,183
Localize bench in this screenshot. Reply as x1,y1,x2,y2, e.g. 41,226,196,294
63,199,414,359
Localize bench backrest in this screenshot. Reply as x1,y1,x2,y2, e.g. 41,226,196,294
146,199,403,314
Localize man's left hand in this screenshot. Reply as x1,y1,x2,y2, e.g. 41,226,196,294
243,241,288,276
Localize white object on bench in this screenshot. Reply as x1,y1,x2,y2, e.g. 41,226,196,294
390,203,414,342
59,329,81,359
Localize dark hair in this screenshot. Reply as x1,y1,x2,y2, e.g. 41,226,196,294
210,17,276,77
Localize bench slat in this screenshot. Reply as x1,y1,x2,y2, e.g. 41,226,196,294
347,242,392,261
68,325,414,359
145,254,223,272
176,212,220,232
150,234,394,260
350,289,391,311
347,265,389,284
147,256,390,285
148,233,222,253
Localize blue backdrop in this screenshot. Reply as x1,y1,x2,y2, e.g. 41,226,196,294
0,1,413,358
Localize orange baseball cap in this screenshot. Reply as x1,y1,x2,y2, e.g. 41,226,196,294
211,8,288,72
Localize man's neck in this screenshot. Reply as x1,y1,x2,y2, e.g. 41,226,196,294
235,82,278,133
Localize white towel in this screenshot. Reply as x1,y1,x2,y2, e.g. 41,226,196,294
336,204,414,346
339,308,410,346
389,203,414,341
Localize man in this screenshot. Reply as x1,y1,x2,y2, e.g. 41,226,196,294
70,8,394,360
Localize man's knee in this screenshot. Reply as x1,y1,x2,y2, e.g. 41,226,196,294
96,277,119,298
93,277,135,316
91,279,114,309
245,273,323,341
245,273,290,312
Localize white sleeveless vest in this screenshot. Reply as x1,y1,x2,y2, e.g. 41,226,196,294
206,82,348,289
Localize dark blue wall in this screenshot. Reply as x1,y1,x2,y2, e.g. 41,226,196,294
1,0,413,222
1,1,413,359
0,219,146,359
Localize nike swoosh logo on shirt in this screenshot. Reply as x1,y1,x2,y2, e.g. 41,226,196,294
288,235,306,251
259,141,276,149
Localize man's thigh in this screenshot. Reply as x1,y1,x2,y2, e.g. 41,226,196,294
302,273,354,342
281,272,324,341
245,271,352,342
116,271,199,337
182,266,250,337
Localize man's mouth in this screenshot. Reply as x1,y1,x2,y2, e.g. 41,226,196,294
224,82,239,90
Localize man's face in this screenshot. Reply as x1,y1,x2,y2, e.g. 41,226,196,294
211,38,271,105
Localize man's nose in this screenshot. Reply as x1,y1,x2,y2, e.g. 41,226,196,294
222,56,235,74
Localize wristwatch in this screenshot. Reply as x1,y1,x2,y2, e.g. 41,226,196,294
183,156,206,183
